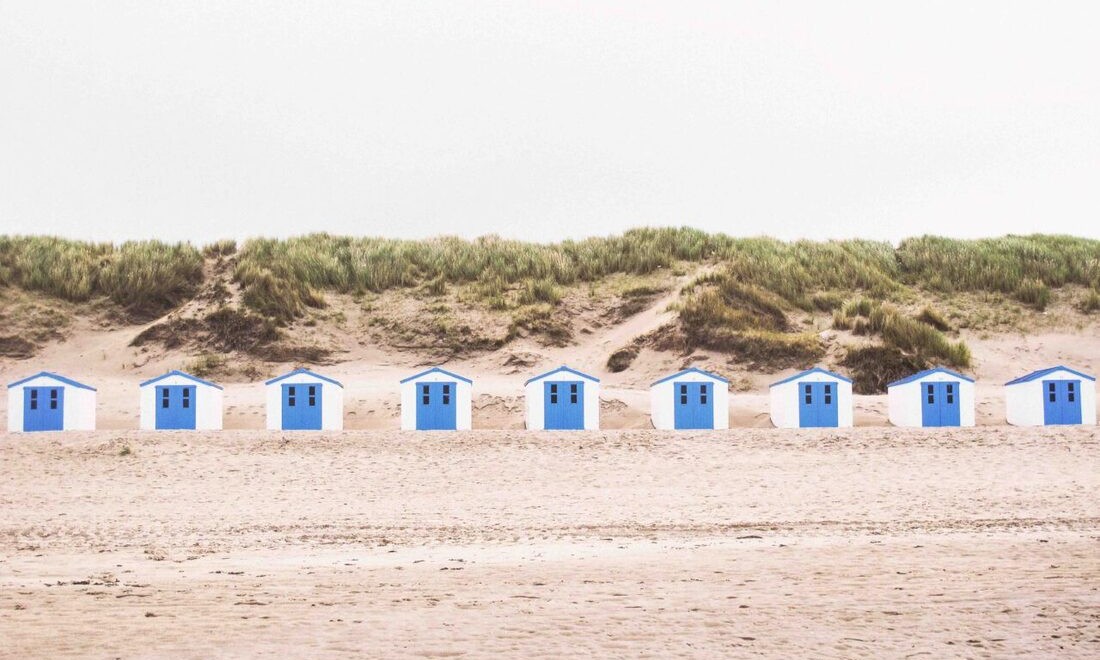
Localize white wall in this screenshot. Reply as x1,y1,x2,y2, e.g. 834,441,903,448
265,375,344,430
1006,371,1097,426
400,373,472,430
7,375,96,432
650,373,730,430
888,375,975,427
524,371,600,430
139,374,223,430
769,374,853,428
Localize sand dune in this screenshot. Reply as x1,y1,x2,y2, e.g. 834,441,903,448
1,427,1097,657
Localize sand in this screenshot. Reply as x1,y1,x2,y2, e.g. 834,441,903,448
1,427,1098,658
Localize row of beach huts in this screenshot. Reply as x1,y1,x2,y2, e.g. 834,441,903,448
4,365,1097,433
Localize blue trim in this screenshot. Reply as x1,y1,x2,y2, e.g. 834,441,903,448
651,367,729,387
140,370,223,390
525,365,600,385
400,367,473,385
7,371,96,391
887,367,975,388
265,368,343,388
769,367,852,388
1005,365,1095,386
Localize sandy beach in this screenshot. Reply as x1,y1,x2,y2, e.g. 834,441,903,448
2,427,1097,657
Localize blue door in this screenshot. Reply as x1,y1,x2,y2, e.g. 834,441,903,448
416,381,457,430
798,381,838,428
282,383,322,430
544,381,584,430
1042,380,1082,425
673,382,714,429
24,386,64,432
154,385,197,430
920,381,961,427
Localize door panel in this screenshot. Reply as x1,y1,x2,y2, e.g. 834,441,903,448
799,382,838,428
939,382,961,426
282,383,322,430
673,382,714,429
920,381,960,427
24,387,64,432
155,385,196,430
544,381,584,430
1043,379,1082,425
416,382,457,430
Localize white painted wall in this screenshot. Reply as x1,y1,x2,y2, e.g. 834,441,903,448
1005,370,1097,426
7,375,96,432
400,373,472,430
139,374,223,431
888,374,975,427
524,370,600,430
265,374,344,430
769,374,853,429
650,372,729,430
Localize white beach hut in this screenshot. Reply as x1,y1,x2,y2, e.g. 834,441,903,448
1004,366,1096,426
6,371,97,432
887,367,975,428
265,368,344,431
769,367,853,428
400,367,473,431
524,366,600,430
650,367,729,430
139,370,223,431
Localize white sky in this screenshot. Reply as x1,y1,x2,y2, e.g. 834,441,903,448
1,1,1098,244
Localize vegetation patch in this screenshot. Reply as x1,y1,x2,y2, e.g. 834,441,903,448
184,353,227,378
131,307,285,358
1079,289,1100,314
673,273,823,369
508,305,572,347
833,299,971,368
606,345,640,372
841,346,929,394
0,237,204,321
915,306,952,332
0,335,37,359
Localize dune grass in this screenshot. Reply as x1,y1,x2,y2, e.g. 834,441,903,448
3,230,1098,332
833,298,971,368
0,236,204,320
896,235,1100,309
1079,289,1100,314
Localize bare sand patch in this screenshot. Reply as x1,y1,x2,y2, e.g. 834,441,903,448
1,427,1098,657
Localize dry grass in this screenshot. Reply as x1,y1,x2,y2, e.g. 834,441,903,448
0,236,203,320
2,232,1097,364
833,299,971,368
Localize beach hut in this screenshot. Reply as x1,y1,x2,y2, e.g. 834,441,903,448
265,368,344,431
769,367,853,428
887,367,975,428
400,367,472,431
6,372,96,432
524,366,600,430
650,367,729,430
139,370,223,431
1004,366,1096,426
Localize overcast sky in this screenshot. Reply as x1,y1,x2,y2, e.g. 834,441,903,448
1,1,1097,244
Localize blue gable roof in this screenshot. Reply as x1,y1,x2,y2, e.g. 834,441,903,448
400,367,473,385
265,368,343,388
1005,365,1095,386
887,367,975,388
651,367,729,387
769,367,852,388
525,365,600,385
139,370,223,390
7,371,96,391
